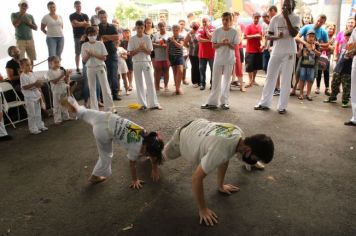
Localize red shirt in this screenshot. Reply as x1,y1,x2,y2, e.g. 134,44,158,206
197,25,215,59
245,23,262,53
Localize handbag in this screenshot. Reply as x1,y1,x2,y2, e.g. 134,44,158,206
318,51,329,71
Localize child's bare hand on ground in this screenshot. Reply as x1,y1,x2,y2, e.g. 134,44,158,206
130,179,145,189
199,208,218,226
218,184,240,194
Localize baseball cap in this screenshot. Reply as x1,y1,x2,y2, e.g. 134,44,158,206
307,29,315,35
262,12,268,17
253,12,261,17
18,0,28,6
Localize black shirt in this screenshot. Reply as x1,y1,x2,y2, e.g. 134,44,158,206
6,59,20,77
98,23,118,56
69,12,89,38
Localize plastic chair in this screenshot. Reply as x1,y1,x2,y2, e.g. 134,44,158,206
0,82,27,128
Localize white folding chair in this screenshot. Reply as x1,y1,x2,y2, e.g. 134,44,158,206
0,82,27,128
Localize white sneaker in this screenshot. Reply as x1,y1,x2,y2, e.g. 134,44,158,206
40,127,48,131
30,130,42,135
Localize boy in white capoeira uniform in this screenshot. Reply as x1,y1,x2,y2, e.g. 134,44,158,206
61,97,164,188
201,12,239,110
128,20,162,110
164,119,274,226
344,26,356,127
254,0,300,114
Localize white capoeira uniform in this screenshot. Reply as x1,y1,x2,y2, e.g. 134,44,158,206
348,28,356,124
257,13,300,111
164,119,244,174
128,34,160,108
76,106,144,177
81,41,114,111
207,27,239,106
20,72,46,133
47,68,69,123
0,94,8,137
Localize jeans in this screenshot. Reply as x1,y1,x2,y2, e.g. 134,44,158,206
46,37,64,59
82,62,101,103
105,54,119,97
199,58,214,87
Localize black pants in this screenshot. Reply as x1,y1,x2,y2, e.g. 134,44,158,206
316,67,330,89
189,55,200,85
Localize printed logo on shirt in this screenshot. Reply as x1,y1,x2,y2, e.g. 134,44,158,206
198,123,240,138
126,123,143,143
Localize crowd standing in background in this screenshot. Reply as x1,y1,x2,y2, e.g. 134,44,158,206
2,0,356,140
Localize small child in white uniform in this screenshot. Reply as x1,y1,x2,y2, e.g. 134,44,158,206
61,96,165,188
20,58,48,134
116,43,130,95
47,56,71,124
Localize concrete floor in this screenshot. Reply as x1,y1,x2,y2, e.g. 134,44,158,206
1,75,356,236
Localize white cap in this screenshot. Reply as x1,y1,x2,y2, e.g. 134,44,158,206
18,0,28,6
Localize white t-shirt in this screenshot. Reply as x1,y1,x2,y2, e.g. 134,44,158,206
268,13,300,55
20,72,42,101
117,47,128,74
179,119,244,174
128,34,153,62
211,27,239,65
81,41,108,68
41,14,64,37
349,28,356,68
152,32,170,61
47,68,68,94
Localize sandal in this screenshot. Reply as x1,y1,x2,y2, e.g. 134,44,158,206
306,96,313,101
298,95,304,100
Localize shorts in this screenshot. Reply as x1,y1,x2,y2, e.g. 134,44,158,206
169,55,184,66
153,60,170,69
74,37,82,55
17,39,37,61
299,67,315,82
245,53,263,72
125,58,133,71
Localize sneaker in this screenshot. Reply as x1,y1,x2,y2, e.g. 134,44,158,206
201,104,217,110
273,89,280,96
192,84,199,88
113,96,122,101
40,127,48,131
278,109,287,114
231,81,240,87
0,135,12,141
30,130,42,135
200,85,205,90
344,121,356,126
342,102,349,108
76,68,81,74
323,99,336,103
306,96,313,101
254,105,270,111
315,88,320,94
325,88,331,96
220,104,230,110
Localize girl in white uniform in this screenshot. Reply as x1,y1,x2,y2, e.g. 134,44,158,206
116,43,130,95
20,58,48,134
47,56,70,124
61,97,165,188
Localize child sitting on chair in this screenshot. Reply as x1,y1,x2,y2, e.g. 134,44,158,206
20,58,48,134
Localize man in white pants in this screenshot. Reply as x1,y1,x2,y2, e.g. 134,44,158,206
345,26,356,126
0,91,12,141
201,12,239,110
128,20,162,110
254,0,300,114
61,97,165,187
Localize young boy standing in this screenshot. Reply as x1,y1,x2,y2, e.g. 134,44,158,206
201,12,239,110
128,20,162,110
20,58,48,134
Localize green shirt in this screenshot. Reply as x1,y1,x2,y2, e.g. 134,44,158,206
11,12,35,40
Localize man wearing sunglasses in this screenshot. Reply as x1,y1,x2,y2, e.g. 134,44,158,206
164,118,274,226
11,0,38,66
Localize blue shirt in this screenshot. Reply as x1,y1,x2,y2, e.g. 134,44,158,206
299,24,329,43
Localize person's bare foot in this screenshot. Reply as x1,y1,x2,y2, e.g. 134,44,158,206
175,88,184,95
245,83,253,88
88,175,107,184
98,102,104,108
240,87,246,92
126,91,131,96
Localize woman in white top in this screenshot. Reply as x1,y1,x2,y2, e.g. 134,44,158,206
41,1,64,59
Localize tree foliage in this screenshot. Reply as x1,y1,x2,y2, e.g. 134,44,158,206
202,0,227,20
114,2,142,27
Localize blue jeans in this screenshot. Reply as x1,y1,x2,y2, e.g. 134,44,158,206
105,54,119,97
46,37,64,59
263,49,270,72
82,62,101,102
199,58,214,87
299,67,315,82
